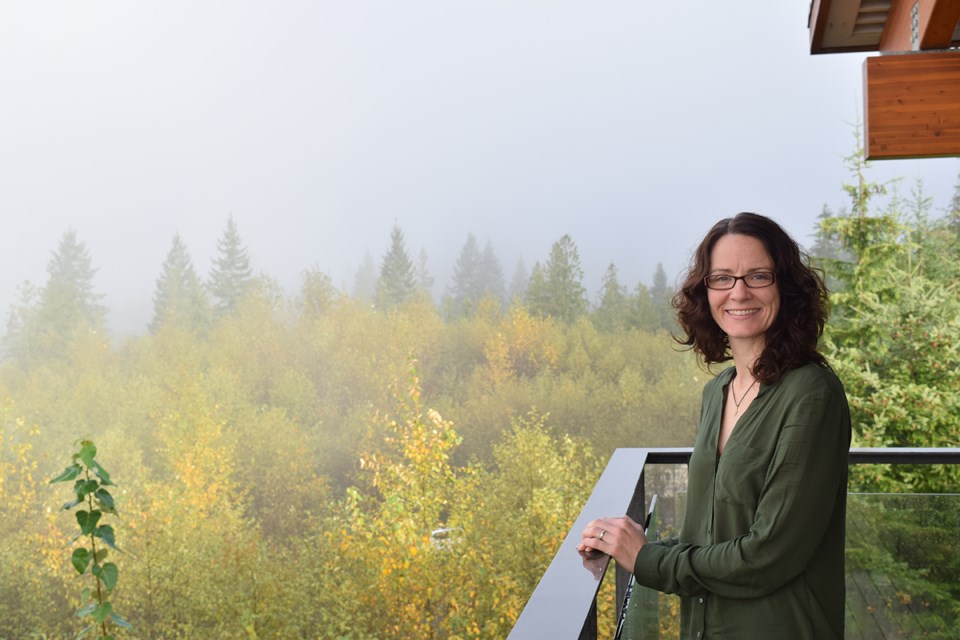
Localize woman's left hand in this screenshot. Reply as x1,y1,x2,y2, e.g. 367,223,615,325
577,515,648,572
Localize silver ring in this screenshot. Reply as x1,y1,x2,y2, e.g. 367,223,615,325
599,529,606,541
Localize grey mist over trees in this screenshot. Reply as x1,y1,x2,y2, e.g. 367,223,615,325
5,2,960,339
3,214,689,347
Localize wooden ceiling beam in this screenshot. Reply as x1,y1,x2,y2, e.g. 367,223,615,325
880,0,960,52
920,0,960,47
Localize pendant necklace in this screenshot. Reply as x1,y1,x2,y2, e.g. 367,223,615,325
731,377,758,415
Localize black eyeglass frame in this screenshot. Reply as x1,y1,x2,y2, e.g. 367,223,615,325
703,271,777,290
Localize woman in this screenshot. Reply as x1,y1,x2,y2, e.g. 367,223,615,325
579,212,851,639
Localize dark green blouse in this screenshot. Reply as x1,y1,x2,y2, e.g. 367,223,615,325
633,363,851,639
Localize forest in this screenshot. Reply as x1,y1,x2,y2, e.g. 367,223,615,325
1,151,958,638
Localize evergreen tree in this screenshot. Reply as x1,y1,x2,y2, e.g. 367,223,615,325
39,229,106,331
447,236,506,317
820,136,960,493
208,215,253,316
150,234,210,333
508,259,529,303
447,234,483,316
9,229,109,360
2,281,39,361
375,225,417,309
592,263,630,331
946,171,960,241
529,234,587,322
524,262,548,314
809,204,854,293
811,205,844,261
650,263,676,331
479,240,506,306
416,248,435,298
630,282,660,332
352,251,377,302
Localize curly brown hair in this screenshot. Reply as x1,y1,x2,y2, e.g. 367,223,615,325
672,212,829,384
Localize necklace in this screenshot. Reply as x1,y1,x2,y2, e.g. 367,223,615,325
731,377,758,415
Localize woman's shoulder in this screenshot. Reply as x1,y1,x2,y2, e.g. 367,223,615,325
778,362,845,396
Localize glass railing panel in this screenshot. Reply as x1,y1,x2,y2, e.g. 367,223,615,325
615,497,659,640
845,493,960,639
615,468,686,640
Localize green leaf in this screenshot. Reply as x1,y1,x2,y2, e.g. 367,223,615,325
50,463,83,484
94,488,116,513
61,498,83,511
94,549,109,564
76,479,99,500
77,440,97,469
95,525,118,550
75,623,95,639
76,602,97,618
110,611,133,629
92,601,112,623
98,562,119,591
102,562,120,591
71,548,91,574
76,510,102,535
93,461,115,486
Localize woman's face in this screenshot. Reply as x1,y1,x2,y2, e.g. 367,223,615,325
707,233,780,348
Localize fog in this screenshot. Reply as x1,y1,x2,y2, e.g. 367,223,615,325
2,1,958,336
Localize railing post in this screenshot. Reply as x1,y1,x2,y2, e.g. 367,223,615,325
507,449,652,639
579,600,597,640
616,468,646,622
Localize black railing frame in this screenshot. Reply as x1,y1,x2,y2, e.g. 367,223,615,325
506,447,960,640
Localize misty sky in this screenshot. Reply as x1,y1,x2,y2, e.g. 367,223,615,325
2,1,959,336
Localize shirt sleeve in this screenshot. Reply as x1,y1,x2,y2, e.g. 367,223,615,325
633,378,850,598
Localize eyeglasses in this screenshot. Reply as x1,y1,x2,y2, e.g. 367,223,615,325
704,271,776,290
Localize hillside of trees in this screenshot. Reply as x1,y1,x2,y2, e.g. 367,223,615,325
0,151,958,637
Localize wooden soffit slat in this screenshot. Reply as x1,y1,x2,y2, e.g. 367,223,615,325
810,0,892,53
864,50,960,159
810,0,960,53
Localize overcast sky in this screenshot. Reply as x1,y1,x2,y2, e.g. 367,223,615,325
2,1,958,336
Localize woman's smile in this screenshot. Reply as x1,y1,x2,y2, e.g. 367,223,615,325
707,234,781,350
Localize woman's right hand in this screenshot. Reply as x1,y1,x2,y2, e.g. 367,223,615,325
578,515,647,572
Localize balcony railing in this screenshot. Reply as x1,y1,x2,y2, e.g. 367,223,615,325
506,447,960,640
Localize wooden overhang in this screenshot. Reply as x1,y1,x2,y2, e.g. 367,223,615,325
808,0,960,159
